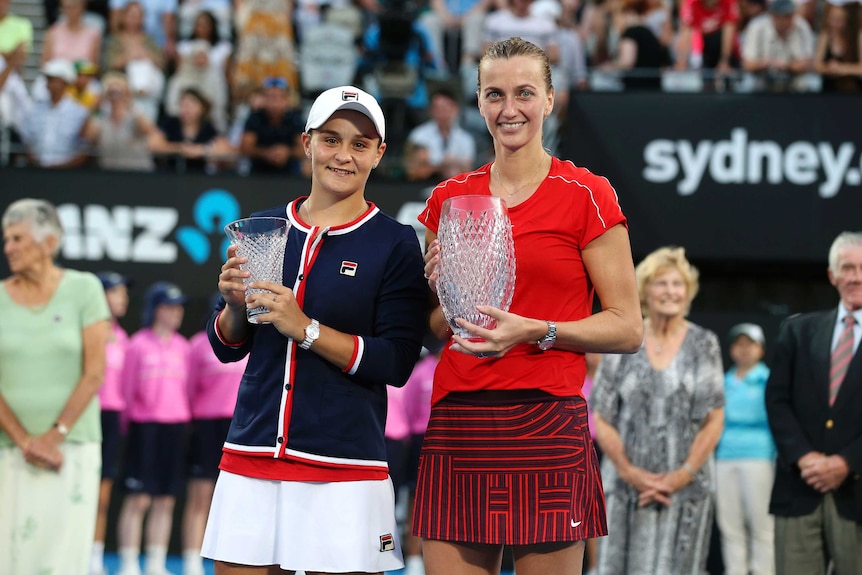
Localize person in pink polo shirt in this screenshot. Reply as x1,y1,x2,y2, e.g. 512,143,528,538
91,271,133,575
116,282,191,575
180,295,247,575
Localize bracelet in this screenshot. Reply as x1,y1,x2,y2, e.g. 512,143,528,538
682,462,697,479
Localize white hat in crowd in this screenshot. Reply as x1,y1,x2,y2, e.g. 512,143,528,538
729,323,766,345
305,86,386,143
41,59,76,83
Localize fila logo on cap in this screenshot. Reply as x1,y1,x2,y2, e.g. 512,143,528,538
342,91,359,102
340,261,358,276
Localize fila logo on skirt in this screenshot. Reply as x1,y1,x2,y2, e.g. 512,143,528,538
379,533,395,552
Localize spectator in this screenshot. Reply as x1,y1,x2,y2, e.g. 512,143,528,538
591,246,725,575
180,295,247,575
576,0,616,66
737,0,768,48
765,231,862,575
176,0,231,42
294,0,369,44
403,86,477,182
115,282,190,575
105,1,165,120
715,323,776,575
109,0,178,59
361,6,444,160
418,0,494,72
14,59,95,168
0,0,34,58
741,0,815,91
165,35,229,131
239,76,304,174
232,0,298,103
149,87,232,173
0,43,28,133
67,59,101,111
165,11,231,131
0,199,110,575
814,1,862,93
89,71,156,171
604,0,667,90
42,0,102,65
555,0,591,92
90,271,133,575
676,0,740,79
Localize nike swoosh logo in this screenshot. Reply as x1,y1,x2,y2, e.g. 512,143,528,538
571,520,581,528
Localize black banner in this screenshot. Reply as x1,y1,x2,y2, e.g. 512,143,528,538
562,93,862,263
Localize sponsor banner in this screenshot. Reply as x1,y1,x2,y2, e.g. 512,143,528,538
562,92,862,262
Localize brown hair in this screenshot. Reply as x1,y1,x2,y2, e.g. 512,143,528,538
477,37,554,93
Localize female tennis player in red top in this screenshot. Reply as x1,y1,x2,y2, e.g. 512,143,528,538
413,37,644,575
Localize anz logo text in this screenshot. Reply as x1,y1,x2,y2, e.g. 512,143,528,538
58,190,241,264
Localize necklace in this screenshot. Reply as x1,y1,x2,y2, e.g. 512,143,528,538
494,155,547,198
647,321,684,353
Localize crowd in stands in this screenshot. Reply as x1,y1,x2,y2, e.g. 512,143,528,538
0,0,860,176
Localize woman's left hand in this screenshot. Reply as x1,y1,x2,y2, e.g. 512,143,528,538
449,305,538,359
245,281,308,341
23,433,64,472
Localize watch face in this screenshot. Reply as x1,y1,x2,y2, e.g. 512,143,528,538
538,340,554,351
307,322,320,339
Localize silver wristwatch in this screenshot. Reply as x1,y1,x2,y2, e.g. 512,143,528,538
299,319,320,350
537,321,557,351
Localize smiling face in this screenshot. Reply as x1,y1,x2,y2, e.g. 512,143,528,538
302,110,385,197
829,244,862,312
644,267,689,319
2,221,54,275
477,55,554,154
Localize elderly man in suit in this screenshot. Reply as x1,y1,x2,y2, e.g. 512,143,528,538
765,231,862,575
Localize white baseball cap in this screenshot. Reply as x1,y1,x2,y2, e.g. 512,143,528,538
41,59,76,83
305,86,386,142
729,323,766,345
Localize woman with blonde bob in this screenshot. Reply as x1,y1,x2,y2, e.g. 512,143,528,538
590,246,725,575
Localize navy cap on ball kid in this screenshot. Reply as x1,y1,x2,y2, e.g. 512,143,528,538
141,282,188,327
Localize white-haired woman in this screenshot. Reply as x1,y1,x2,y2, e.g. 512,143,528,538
591,246,725,575
0,198,110,574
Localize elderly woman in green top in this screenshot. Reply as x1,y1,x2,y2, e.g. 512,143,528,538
0,198,110,575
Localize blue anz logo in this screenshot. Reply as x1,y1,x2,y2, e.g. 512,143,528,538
177,189,241,264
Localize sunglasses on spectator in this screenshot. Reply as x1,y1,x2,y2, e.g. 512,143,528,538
263,77,289,90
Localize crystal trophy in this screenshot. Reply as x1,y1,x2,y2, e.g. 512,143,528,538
437,195,516,339
224,216,289,324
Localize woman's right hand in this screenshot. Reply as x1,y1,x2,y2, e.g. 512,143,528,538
23,434,64,472
424,239,440,293
219,244,249,310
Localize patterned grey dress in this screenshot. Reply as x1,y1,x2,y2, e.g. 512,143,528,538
591,323,725,575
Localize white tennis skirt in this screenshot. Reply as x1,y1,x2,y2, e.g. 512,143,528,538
201,470,404,573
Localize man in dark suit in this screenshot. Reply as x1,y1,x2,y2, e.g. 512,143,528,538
765,231,862,575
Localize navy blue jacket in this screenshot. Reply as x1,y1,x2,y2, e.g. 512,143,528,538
208,200,426,476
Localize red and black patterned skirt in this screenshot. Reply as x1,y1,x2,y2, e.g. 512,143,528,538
412,390,607,545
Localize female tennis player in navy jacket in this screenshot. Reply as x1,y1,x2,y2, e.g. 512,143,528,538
201,86,427,575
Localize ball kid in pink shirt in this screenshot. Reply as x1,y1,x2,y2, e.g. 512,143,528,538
116,282,190,575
